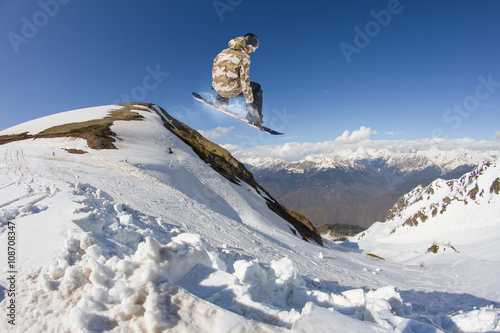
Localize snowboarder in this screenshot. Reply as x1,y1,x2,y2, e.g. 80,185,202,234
212,33,263,126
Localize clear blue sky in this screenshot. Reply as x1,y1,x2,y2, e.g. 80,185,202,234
1,0,500,149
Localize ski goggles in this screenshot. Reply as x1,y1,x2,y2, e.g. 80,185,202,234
248,45,258,53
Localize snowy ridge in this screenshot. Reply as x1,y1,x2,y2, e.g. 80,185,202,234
384,148,495,173
246,147,496,175
1,104,500,332
352,159,500,295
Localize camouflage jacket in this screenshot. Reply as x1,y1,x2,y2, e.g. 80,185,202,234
212,36,253,104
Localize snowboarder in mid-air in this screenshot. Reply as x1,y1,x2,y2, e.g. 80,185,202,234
192,33,281,134
212,33,263,126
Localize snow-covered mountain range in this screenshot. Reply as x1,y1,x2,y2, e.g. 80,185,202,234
245,147,497,174
1,104,499,332
247,147,497,229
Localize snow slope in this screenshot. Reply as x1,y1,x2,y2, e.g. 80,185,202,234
352,159,500,302
1,104,499,332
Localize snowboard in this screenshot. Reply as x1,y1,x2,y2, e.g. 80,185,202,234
192,92,284,135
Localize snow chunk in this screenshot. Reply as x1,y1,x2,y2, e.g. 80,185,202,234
449,306,500,332
133,236,161,263
234,260,267,287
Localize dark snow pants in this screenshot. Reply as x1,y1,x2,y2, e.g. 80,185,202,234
215,82,263,116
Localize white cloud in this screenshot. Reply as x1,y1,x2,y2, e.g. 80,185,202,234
198,126,234,140
334,126,378,144
494,130,500,140
222,126,500,164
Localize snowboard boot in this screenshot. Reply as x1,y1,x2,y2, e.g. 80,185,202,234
214,94,229,110
246,104,263,127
